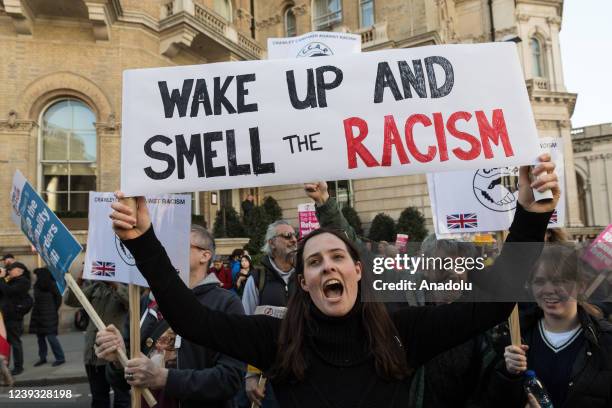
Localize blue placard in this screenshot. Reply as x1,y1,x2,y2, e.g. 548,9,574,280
17,181,82,293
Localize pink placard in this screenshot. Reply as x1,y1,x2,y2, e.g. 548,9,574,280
582,224,612,271
298,203,320,238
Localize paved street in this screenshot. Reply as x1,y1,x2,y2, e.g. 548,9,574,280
0,331,91,407
0,382,92,407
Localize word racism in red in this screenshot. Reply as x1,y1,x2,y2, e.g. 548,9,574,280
343,109,514,169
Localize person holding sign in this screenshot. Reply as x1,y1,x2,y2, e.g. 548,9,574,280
484,245,612,408
109,156,558,407
96,224,245,408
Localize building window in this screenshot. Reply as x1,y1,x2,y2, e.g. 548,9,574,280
326,180,353,209
40,99,97,214
285,8,297,37
530,37,544,77
312,0,342,30
359,0,374,27
214,0,232,22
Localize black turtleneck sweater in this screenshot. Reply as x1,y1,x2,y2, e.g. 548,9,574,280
123,204,551,408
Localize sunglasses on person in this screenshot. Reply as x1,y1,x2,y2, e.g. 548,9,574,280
275,232,299,240
191,244,212,252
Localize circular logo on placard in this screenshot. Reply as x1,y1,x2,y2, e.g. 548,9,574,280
115,235,136,266
472,167,520,212
297,42,333,58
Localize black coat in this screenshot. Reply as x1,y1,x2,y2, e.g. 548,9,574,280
106,274,245,408
485,306,612,408
29,269,62,335
0,274,31,323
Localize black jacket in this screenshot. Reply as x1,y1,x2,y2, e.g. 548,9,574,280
0,275,31,323
251,255,296,308
123,204,551,407
29,268,62,335
485,306,612,408
107,274,245,408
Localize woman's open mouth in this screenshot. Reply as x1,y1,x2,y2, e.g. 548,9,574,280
323,279,344,300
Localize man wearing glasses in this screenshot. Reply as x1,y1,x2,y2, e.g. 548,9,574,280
240,220,298,408
97,224,245,408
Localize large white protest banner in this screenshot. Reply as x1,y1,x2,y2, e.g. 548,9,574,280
427,137,565,235
84,192,190,287
121,43,540,196
267,31,361,59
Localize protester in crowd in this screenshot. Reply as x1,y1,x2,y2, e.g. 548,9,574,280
0,262,32,376
210,256,233,290
230,248,244,294
234,255,255,298
241,194,255,217
64,269,130,408
108,155,559,407
408,237,500,408
485,244,612,407
29,267,65,367
1,254,15,268
239,220,297,407
96,224,245,408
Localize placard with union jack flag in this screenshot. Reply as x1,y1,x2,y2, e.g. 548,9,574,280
446,213,479,230
428,137,565,235
91,261,116,277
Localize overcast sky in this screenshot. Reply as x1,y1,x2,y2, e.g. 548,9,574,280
560,0,612,128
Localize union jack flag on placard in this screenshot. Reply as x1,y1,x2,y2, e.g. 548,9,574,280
548,209,558,224
91,261,116,277
446,213,478,229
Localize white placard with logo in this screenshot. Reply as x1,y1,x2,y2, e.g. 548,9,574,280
427,137,565,234
84,192,191,286
267,31,361,60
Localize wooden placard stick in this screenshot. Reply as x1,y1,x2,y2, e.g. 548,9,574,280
129,284,142,408
64,274,157,407
585,271,610,299
508,304,522,346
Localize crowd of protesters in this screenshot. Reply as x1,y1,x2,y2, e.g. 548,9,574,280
1,154,611,407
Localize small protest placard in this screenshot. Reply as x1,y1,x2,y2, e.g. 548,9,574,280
10,171,82,292
121,43,540,195
582,224,612,272
427,137,565,234
298,203,320,238
267,31,361,59
84,192,191,287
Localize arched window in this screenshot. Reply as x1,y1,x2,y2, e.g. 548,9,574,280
360,0,374,27
214,0,232,22
530,37,544,77
285,8,297,37
312,0,342,30
40,99,97,214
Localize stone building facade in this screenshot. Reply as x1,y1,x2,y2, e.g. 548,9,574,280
572,123,612,228
256,0,581,231
0,0,261,256
0,0,582,262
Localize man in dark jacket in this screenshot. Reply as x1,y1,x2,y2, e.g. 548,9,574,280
0,262,32,375
96,224,245,408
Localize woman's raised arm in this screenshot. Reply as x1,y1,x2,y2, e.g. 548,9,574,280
111,194,280,371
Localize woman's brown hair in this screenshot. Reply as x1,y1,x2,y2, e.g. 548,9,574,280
269,228,410,381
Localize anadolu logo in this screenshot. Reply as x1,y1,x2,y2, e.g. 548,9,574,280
472,167,519,212
297,41,333,57
115,235,136,266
